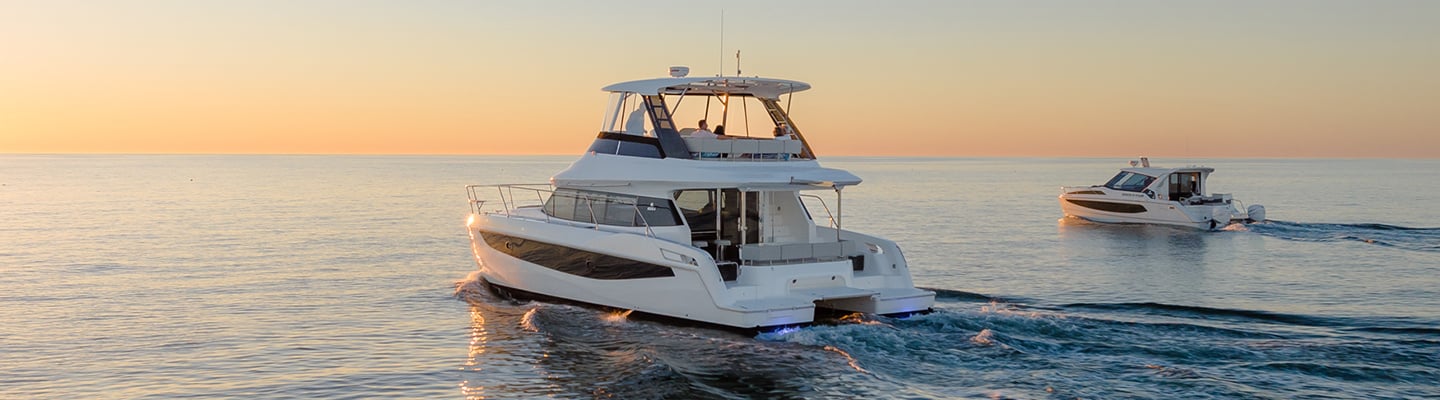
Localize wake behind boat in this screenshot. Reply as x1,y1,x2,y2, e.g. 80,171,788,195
1059,157,1266,230
465,66,934,331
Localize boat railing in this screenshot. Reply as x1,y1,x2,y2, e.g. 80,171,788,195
466,183,552,217
1060,185,1105,194
1230,199,1246,214
466,184,661,238
799,194,836,228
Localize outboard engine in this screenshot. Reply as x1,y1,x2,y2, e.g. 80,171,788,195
1209,208,1232,230
1246,204,1266,223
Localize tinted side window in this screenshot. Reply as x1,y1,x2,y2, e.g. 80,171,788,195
674,189,717,232
544,189,681,227
602,199,635,226
634,196,679,226
546,190,577,220
573,193,596,224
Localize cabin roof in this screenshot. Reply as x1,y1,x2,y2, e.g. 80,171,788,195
602,77,812,99
552,153,859,192
1122,166,1215,177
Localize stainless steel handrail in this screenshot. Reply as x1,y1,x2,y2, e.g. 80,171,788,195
465,183,658,238
799,194,836,228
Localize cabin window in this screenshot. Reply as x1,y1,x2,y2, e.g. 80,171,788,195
674,189,717,233
634,198,680,226
543,189,679,227
1104,172,1155,192
572,193,596,223
586,132,664,159
546,189,578,221
601,199,634,226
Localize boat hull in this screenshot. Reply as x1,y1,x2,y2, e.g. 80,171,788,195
467,213,934,330
1059,194,1237,230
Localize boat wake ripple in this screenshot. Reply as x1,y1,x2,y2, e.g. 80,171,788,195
1061,301,1339,327
1240,220,1440,252
762,301,1440,397
455,278,1440,398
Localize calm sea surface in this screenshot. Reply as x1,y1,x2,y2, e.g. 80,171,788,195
2,155,1437,399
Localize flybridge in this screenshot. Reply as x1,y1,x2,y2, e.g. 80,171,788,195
592,67,818,160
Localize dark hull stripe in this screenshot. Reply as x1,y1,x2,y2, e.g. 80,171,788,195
1065,199,1148,213
479,231,676,280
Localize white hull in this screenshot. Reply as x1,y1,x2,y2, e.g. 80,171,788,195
1059,160,1263,230
467,212,934,330
1059,194,1246,230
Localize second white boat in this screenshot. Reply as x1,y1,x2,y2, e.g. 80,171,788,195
1059,158,1265,230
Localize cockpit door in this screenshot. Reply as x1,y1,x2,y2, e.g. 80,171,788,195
1167,172,1201,201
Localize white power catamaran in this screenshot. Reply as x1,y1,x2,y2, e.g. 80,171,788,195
465,67,934,330
1059,157,1265,230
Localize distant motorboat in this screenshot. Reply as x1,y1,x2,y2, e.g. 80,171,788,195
464,67,934,331
1059,158,1265,230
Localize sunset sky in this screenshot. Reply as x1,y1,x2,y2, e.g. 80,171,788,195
2,0,1437,158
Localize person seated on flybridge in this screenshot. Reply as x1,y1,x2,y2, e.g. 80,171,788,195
686,120,735,139
687,119,718,138
772,124,795,140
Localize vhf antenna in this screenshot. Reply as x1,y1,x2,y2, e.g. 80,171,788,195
718,10,724,76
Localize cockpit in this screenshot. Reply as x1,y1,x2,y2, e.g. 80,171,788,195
586,74,817,161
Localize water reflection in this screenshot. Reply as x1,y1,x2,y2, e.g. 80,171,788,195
461,305,487,399
1057,216,1212,257
453,276,898,398
1054,217,1231,303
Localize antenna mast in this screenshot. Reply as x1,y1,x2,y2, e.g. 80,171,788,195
735,50,741,76
718,10,724,76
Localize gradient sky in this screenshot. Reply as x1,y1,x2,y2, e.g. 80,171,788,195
2,0,1437,157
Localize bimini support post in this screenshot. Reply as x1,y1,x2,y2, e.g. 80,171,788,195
834,186,843,242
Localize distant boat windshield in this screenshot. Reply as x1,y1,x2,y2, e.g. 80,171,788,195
1104,171,1155,192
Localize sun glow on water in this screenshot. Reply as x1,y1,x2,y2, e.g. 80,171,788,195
602,309,633,323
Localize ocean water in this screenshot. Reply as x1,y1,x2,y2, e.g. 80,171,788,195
2,155,1437,399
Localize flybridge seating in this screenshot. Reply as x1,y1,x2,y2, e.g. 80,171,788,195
682,137,803,160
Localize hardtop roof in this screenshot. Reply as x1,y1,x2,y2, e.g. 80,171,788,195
602,76,811,99
1121,166,1215,177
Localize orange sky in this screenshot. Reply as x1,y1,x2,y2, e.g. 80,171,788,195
2,1,1437,158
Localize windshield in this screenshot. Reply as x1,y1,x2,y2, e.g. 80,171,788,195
1104,172,1155,192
